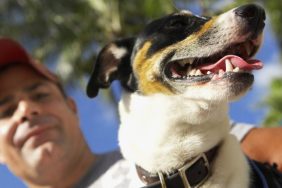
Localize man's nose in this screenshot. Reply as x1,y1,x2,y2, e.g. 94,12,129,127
15,100,41,122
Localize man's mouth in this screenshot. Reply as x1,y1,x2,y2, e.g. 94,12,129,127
13,116,58,148
164,39,263,82
14,125,54,148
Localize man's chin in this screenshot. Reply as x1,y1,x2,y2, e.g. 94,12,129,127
23,141,65,168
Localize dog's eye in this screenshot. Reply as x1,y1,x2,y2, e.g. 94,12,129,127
165,19,188,29
164,18,197,30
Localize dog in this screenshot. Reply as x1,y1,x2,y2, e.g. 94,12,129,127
87,4,271,188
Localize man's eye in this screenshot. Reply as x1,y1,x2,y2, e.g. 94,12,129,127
33,93,50,101
0,107,16,119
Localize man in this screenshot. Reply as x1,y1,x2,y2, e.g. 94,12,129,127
0,37,125,188
0,37,281,187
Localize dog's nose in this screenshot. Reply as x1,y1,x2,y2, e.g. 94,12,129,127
234,4,266,21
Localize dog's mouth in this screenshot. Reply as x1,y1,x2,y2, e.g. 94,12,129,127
164,39,263,82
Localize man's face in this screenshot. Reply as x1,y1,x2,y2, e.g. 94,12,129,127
0,64,83,182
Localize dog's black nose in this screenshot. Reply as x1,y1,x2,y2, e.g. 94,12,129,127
234,4,266,21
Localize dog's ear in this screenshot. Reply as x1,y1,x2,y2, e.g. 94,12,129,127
87,37,136,98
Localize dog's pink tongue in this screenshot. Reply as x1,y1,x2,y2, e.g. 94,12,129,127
199,55,263,72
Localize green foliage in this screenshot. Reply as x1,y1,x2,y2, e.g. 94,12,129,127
261,0,282,126
263,0,282,50
0,0,174,86
0,0,100,84
263,78,282,127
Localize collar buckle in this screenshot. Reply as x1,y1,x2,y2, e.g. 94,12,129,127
178,153,210,188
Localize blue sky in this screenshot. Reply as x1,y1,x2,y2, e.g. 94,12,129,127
1,5,282,188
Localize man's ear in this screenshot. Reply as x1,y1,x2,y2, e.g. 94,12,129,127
66,97,77,114
86,37,136,98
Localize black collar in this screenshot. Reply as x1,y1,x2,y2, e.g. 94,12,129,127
136,145,219,188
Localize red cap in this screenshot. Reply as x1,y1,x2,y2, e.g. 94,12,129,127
0,37,59,83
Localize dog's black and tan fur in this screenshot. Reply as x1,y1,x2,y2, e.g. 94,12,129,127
88,4,266,188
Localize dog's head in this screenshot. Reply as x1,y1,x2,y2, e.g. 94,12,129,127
87,4,265,102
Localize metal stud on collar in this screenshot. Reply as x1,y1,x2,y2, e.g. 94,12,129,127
158,172,167,188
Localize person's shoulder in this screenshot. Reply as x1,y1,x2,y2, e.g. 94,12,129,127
92,150,135,188
100,149,123,162
230,121,256,142
98,149,131,174
77,149,132,188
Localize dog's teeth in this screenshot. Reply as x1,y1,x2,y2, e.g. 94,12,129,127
188,58,194,64
225,59,233,72
207,71,212,74
195,69,203,76
189,69,197,76
179,59,194,66
233,67,240,72
245,43,252,56
179,60,187,67
218,69,224,76
186,66,192,76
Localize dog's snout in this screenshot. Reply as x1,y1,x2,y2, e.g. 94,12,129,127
234,4,266,21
